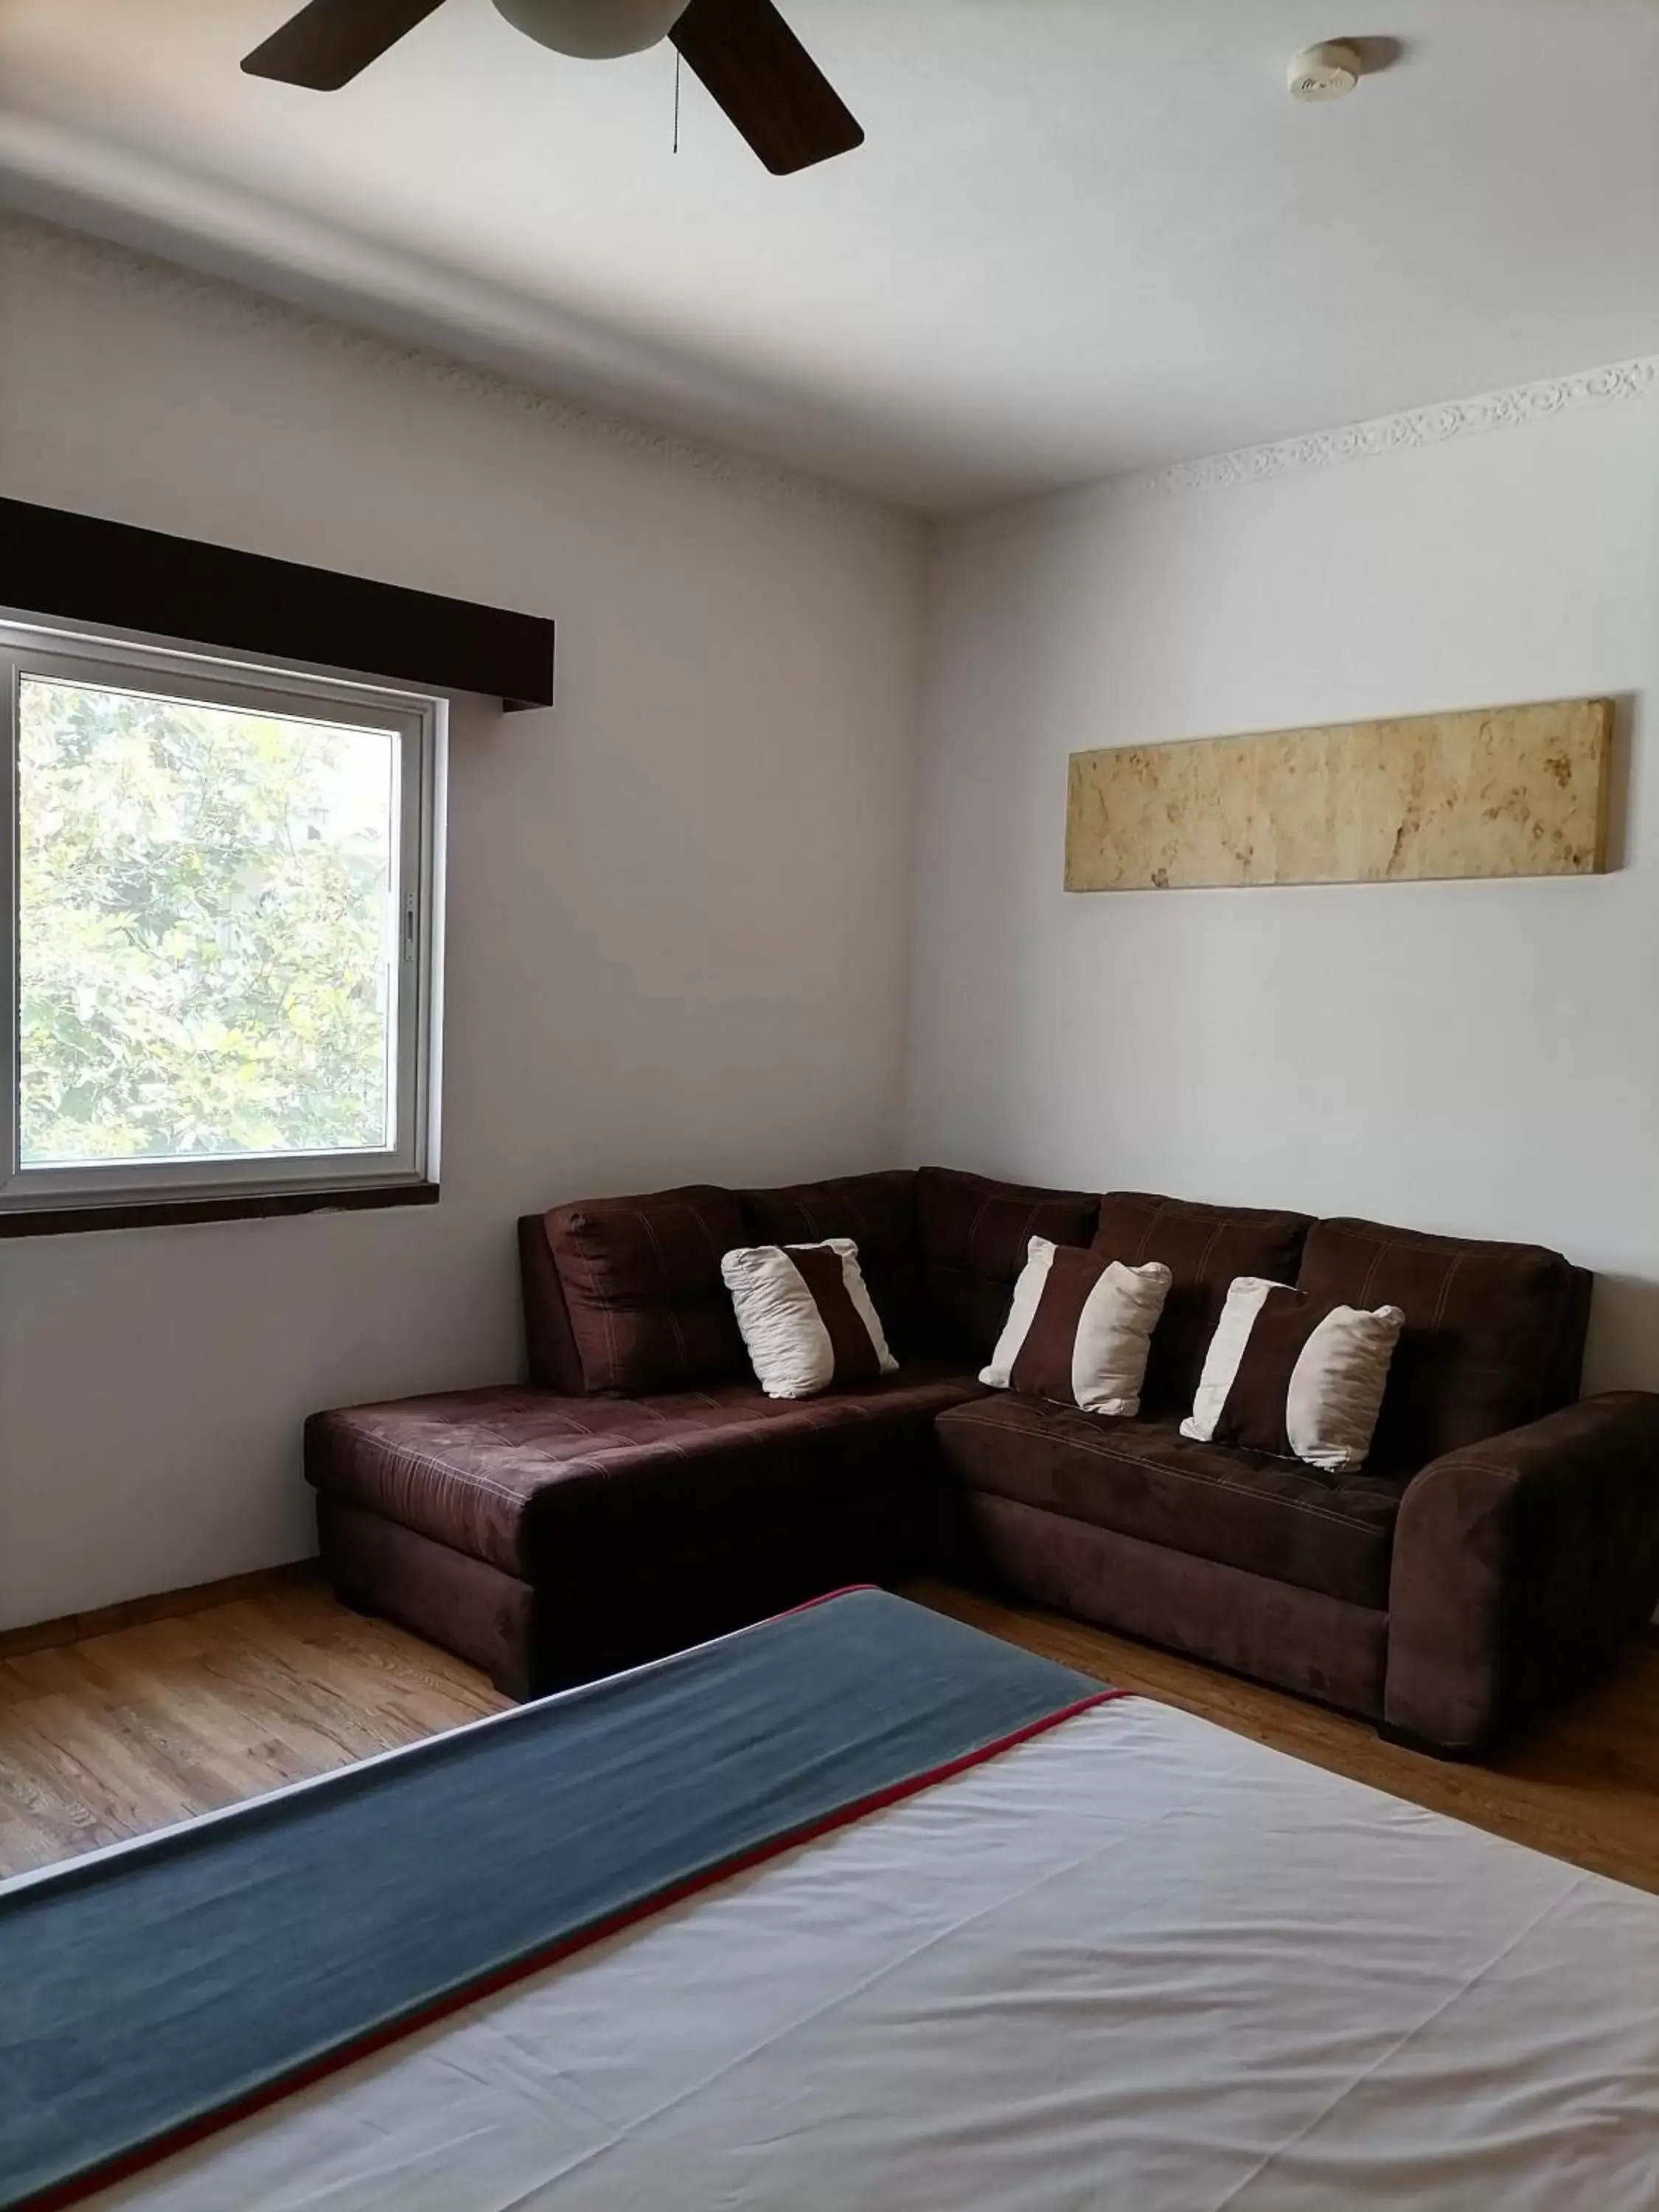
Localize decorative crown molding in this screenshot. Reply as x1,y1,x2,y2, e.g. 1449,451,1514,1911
1117,355,1659,501
0,210,912,539
5,208,1653,527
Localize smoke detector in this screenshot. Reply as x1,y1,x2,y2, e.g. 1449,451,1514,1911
1288,40,1361,100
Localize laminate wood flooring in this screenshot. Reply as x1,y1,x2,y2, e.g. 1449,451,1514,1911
0,1578,507,1877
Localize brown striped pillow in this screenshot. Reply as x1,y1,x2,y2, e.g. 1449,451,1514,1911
980,1239,1172,1416
721,1239,898,1400
1182,1277,1405,1472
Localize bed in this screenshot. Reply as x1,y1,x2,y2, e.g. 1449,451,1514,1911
7,1590,1659,2211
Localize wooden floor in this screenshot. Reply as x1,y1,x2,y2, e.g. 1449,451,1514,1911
0,1579,507,1878
3,1573,1659,1893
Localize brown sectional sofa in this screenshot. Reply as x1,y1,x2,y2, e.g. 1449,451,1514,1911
306,1166,1659,1753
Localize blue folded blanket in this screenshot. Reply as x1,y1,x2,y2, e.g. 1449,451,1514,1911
1,1587,1106,2210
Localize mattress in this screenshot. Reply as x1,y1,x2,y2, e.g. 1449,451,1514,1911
81,1688,1659,2211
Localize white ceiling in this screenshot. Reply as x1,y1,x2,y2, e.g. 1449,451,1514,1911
1,0,1656,511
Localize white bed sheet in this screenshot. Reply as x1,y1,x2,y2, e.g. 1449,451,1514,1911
91,1696,1659,2212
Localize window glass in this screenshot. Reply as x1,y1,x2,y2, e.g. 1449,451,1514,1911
17,672,400,1169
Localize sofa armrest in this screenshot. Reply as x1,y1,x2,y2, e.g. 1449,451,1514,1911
1385,1391,1659,1751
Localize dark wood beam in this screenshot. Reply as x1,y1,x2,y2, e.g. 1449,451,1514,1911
0,496,555,710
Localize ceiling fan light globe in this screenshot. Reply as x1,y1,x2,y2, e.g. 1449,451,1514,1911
490,0,689,60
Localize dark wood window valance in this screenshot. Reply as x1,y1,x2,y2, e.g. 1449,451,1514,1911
0,496,555,710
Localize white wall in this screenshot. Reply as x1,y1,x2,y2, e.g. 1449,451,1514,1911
0,219,925,1629
908,390,1659,1394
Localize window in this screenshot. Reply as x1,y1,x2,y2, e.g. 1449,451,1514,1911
0,626,442,1223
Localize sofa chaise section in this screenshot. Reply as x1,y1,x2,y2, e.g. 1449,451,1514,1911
308,1166,1089,1694
308,1363,981,1694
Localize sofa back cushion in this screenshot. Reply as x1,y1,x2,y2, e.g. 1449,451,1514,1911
917,1166,1099,1361
518,1211,585,1393
543,1184,747,1394
1295,1216,1581,1470
737,1172,926,1354
1093,1192,1312,1416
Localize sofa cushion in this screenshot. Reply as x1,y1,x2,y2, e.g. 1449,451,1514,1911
981,1242,1171,1418
722,1239,897,1399
307,1363,985,1580
918,1166,1099,1361
933,1396,1405,1609
1182,1279,1405,1473
737,1172,927,1353
1093,1192,1312,1416
544,1183,746,1394
1296,1217,1579,1470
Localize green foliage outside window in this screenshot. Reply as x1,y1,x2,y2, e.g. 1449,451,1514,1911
18,676,394,1166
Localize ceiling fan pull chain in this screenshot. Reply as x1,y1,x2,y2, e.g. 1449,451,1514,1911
672,44,681,153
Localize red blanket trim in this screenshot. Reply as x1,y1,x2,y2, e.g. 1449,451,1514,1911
769,1580,881,1617
27,1603,1128,2211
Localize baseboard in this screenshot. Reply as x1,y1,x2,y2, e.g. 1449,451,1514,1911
0,1559,323,1659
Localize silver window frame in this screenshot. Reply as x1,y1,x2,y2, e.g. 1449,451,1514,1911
0,619,444,1217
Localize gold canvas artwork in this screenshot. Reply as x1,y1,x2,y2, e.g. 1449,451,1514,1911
1064,698,1613,893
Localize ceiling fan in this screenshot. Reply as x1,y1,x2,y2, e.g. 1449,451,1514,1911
241,0,863,175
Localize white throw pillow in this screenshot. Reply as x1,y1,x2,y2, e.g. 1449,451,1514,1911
980,1237,1171,1416
1182,1276,1404,1473
722,1238,897,1400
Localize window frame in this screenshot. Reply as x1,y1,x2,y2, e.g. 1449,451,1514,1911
0,619,445,1224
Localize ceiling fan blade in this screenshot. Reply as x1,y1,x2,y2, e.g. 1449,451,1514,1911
242,0,450,88
669,0,863,175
